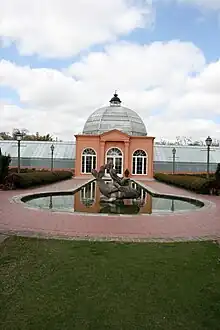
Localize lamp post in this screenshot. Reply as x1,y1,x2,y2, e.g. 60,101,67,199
205,136,212,178
16,132,22,173
49,195,53,209
172,148,176,174
50,144,55,171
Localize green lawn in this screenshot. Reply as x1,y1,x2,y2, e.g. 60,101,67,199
1,237,220,330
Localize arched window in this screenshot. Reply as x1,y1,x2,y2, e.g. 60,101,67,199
106,147,123,175
106,148,122,156
132,150,147,175
81,148,96,174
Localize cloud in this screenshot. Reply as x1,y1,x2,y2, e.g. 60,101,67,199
0,0,153,58
1,40,220,140
166,60,220,119
148,116,220,141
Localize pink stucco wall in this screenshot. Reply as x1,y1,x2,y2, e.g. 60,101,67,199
74,129,155,179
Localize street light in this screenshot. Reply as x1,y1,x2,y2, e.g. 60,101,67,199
50,144,55,171
49,195,53,209
205,136,212,178
172,147,176,174
16,132,23,173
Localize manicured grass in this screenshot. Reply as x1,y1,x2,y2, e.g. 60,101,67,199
1,237,220,330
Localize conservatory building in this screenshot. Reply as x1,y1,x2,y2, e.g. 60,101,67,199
1,93,220,173
74,93,155,179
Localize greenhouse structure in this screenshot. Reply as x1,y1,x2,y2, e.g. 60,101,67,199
0,140,219,173
1,93,219,175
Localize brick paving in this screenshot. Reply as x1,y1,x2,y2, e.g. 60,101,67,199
0,178,220,242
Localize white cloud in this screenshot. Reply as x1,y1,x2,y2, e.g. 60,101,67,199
148,116,220,141
1,40,220,141
0,0,153,58
68,41,204,88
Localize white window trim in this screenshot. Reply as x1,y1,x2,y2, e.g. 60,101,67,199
105,147,123,176
81,148,97,174
132,149,148,175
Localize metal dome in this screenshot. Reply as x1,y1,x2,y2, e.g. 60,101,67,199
83,93,147,136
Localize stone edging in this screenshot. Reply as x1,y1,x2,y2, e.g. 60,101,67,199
134,180,216,214
10,178,95,205
9,178,216,217
0,229,220,243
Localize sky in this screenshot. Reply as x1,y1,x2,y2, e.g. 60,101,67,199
0,0,220,142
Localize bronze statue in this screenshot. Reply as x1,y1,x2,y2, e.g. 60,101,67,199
91,162,141,201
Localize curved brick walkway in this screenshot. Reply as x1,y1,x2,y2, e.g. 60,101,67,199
0,178,220,242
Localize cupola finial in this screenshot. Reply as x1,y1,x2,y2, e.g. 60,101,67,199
109,91,121,106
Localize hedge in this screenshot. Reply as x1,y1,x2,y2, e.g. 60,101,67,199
4,170,73,189
154,173,217,194
9,167,75,174
172,173,215,179
9,168,39,174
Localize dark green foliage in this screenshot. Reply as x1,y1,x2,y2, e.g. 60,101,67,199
154,173,215,194
215,163,220,181
172,173,214,179
0,150,11,184
4,170,72,189
9,167,41,174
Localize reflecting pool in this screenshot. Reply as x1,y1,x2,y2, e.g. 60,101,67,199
22,181,203,215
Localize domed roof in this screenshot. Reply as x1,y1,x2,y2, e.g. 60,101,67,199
83,93,147,136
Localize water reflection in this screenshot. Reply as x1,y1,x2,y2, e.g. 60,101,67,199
80,181,96,207
75,180,150,214
25,181,201,215
100,204,140,214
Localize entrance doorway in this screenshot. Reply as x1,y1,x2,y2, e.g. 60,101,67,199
106,147,123,176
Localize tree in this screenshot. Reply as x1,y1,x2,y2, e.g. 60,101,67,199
22,132,54,141
211,139,220,147
0,129,56,141
12,128,29,140
0,132,12,140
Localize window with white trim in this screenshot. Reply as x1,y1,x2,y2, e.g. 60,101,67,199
132,150,147,175
106,147,123,175
81,148,96,173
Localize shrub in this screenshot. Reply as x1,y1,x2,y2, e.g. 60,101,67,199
154,173,215,194
172,173,214,179
215,163,220,181
9,168,33,174
9,167,46,174
4,170,73,189
0,151,11,184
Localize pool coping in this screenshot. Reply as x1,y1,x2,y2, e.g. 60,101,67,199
135,180,216,214
1,229,220,243
10,178,216,217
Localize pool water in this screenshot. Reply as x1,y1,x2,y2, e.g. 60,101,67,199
23,181,203,215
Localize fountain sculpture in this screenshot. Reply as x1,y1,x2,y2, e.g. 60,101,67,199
91,162,141,202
